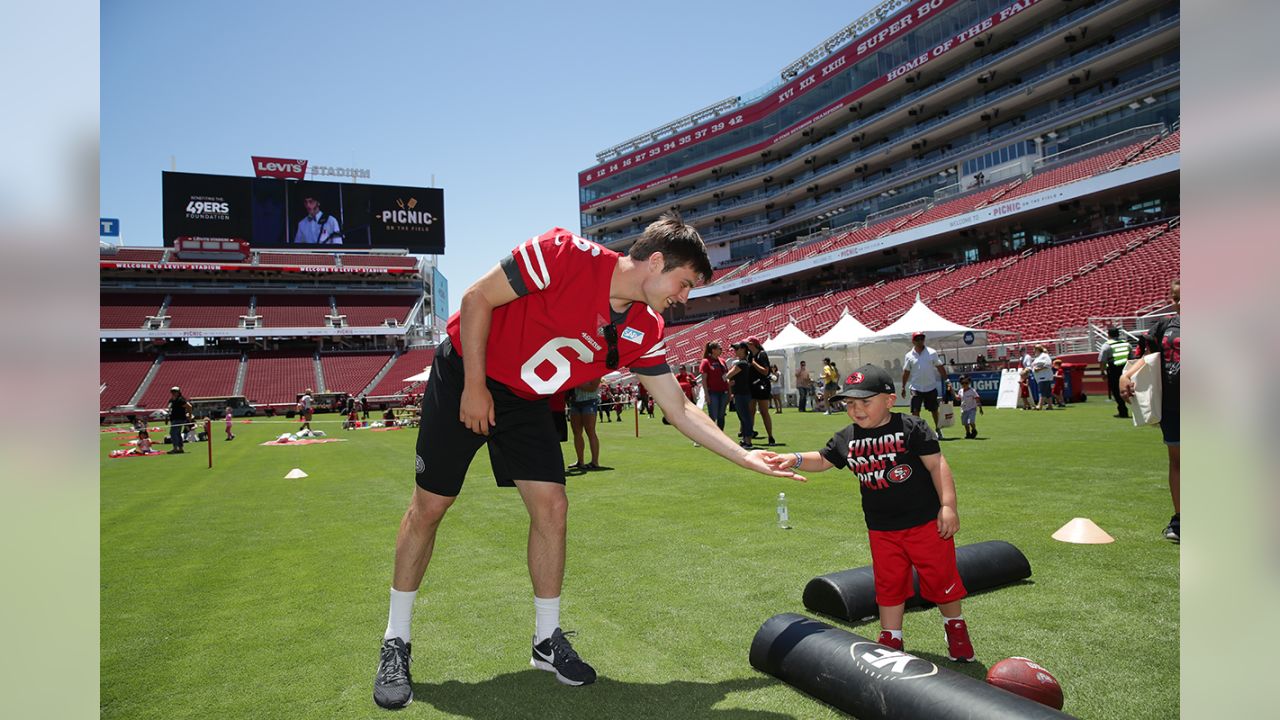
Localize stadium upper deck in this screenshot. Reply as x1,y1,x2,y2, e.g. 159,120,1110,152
99,245,432,341
579,0,1178,269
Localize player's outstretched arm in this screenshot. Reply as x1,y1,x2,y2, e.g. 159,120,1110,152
640,373,805,482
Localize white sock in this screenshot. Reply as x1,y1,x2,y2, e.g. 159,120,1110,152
885,629,903,640
943,615,964,624
384,587,417,642
534,596,560,643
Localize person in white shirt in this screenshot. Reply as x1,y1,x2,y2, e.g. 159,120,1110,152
293,196,343,245
901,331,948,438
1020,347,1039,406
298,388,314,432
957,375,983,439
1031,345,1054,410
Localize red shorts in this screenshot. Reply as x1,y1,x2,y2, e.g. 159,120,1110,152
868,521,967,607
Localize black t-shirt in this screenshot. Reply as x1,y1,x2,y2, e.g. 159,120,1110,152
730,359,752,395
749,350,772,391
168,395,189,423
1138,315,1179,405
820,413,942,531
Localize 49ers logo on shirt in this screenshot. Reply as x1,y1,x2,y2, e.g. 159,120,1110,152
888,464,912,483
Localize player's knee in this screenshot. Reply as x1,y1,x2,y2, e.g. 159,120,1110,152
408,489,455,525
531,492,569,530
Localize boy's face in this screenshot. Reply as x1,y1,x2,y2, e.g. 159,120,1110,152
845,393,896,428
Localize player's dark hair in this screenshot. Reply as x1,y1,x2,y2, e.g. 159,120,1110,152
703,341,720,358
629,212,713,283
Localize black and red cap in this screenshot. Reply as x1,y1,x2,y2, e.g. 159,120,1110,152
831,364,896,399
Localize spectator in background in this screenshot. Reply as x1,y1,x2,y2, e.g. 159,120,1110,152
597,383,611,423
745,337,777,445
958,376,983,439
167,387,191,454
224,405,236,441
675,365,697,404
1020,347,1040,407
795,360,813,412
726,342,755,449
298,388,315,431
344,395,358,430
1121,278,1180,542
360,393,369,420
568,380,602,471
1098,326,1132,418
902,332,948,439
1051,359,1066,407
698,342,729,430
821,358,840,414
134,417,153,454
1031,346,1054,410
769,364,783,414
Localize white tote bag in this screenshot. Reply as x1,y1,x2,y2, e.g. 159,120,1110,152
1125,351,1162,426
938,401,956,428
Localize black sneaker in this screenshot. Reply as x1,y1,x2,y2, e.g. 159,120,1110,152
531,628,597,686
373,637,413,709
1163,514,1179,543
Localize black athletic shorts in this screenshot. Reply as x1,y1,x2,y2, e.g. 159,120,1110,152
750,383,772,401
551,409,568,443
414,337,565,497
909,389,940,413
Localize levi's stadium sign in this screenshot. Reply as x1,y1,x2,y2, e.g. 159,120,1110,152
252,156,308,179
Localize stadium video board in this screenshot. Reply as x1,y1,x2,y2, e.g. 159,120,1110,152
162,171,445,253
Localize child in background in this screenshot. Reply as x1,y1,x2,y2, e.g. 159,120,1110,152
764,364,976,661
1051,359,1066,407
958,376,983,439
134,418,153,454
1017,368,1033,410
225,406,236,441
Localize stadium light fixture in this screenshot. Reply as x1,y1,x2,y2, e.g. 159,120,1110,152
1128,101,1142,110
1143,96,1157,105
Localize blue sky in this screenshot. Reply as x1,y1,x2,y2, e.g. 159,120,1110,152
102,0,875,310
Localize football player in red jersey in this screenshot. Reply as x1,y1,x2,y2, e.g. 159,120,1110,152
373,214,806,708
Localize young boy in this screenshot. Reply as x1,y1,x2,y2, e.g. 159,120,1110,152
958,376,983,439
764,364,976,661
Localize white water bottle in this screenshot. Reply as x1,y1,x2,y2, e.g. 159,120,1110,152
777,492,792,529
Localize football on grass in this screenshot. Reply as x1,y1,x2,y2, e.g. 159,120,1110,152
985,656,1064,710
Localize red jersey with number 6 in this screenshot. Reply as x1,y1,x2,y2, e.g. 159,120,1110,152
445,228,670,400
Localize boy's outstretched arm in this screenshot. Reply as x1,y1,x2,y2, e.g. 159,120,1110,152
762,450,835,474
921,453,958,539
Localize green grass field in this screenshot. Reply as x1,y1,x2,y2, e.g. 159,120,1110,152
101,401,1177,719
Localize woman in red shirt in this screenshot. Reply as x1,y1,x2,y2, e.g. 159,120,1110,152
698,341,729,430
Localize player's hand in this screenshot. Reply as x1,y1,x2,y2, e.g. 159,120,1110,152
459,385,496,436
1118,377,1135,401
937,506,959,539
745,449,806,482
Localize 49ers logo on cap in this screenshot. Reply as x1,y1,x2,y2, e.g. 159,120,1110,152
847,372,864,384
888,464,912,483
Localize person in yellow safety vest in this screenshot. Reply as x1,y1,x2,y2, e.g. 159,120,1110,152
1098,326,1132,418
